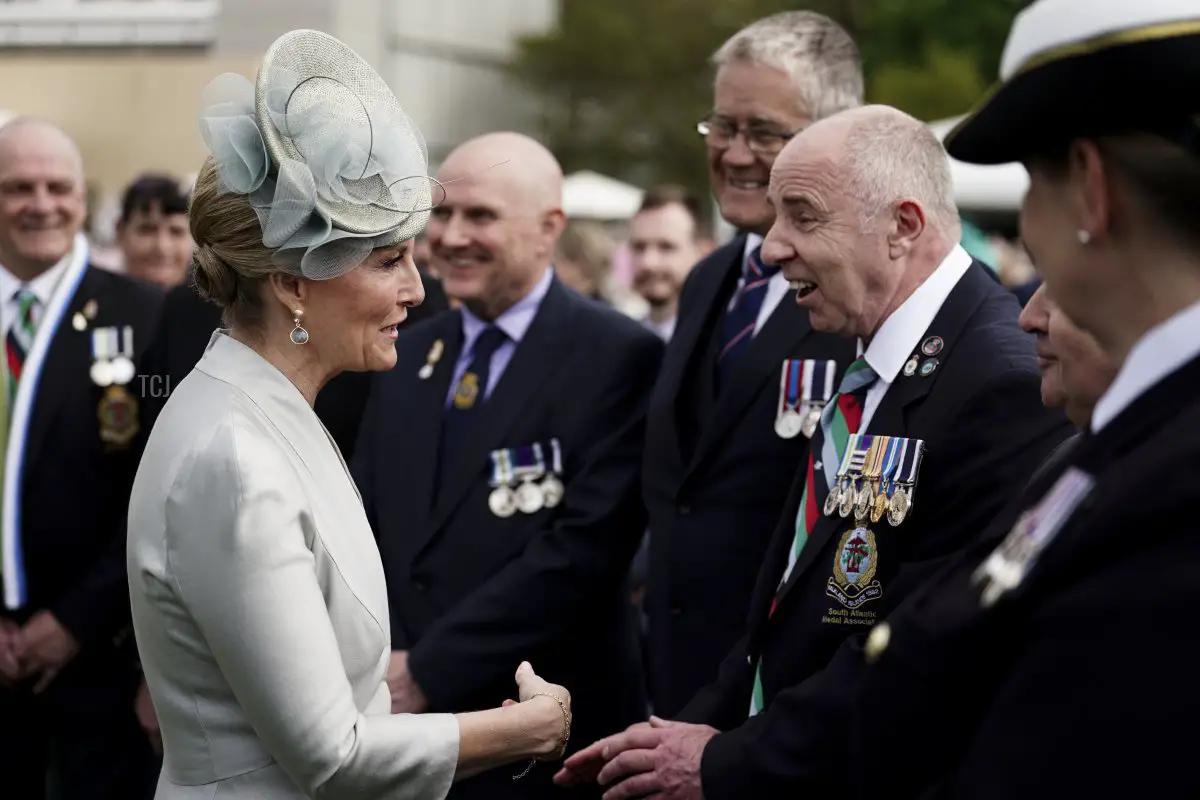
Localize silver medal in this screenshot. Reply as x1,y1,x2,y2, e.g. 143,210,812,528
540,474,564,508
774,409,804,439
110,356,135,386
90,359,114,387
515,480,544,514
488,486,517,518
800,407,821,438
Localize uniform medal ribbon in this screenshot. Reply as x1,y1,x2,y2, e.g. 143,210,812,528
775,360,806,438
487,449,517,518
511,444,547,514
540,438,565,509
973,467,1094,606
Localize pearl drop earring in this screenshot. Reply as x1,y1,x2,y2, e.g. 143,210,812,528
1077,230,1091,245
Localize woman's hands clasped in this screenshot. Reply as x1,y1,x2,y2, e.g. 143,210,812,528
507,661,572,761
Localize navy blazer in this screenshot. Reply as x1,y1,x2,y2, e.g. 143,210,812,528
353,277,663,799
679,263,1074,798
643,233,855,715
1,265,163,649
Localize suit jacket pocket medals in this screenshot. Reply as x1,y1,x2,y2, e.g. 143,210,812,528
822,434,925,611
90,325,139,449
487,439,565,518
776,359,836,439
972,466,1094,607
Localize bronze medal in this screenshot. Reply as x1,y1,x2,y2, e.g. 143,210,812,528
870,490,889,524
98,385,139,448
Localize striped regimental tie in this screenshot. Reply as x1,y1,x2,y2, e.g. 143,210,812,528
749,356,878,716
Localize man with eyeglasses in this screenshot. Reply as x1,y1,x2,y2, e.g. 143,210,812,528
639,11,862,720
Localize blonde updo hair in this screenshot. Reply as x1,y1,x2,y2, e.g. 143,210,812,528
189,156,275,331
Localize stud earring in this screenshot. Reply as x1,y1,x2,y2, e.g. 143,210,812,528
290,309,310,345
1077,229,1091,245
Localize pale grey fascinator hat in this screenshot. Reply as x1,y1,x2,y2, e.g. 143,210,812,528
197,29,438,279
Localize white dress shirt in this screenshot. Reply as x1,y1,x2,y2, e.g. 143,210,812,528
447,267,553,405
1091,299,1200,432
856,245,974,427
0,252,70,340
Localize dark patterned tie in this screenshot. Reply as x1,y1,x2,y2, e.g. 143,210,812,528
714,245,779,393
433,325,509,505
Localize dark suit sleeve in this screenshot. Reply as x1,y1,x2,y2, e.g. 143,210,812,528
406,331,664,711
54,288,166,649
675,632,755,729
697,369,1072,798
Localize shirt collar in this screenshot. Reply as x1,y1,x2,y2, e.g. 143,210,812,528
742,233,764,268
860,244,973,383
460,266,553,346
1090,298,1200,433
0,245,74,308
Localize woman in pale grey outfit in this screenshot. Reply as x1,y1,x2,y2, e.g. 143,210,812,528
127,30,571,799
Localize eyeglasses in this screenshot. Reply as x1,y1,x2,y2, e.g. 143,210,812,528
697,116,802,155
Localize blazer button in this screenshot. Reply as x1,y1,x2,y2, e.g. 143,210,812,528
864,622,890,664
670,605,683,616
413,581,426,593
678,505,691,515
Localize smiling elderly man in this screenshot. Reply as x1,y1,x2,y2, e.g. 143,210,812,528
0,117,163,799
557,105,1072,798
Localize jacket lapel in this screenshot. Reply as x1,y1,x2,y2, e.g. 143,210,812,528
647,237,743,487
384,313,462,540
422,280,576,541
4,251,112,610
685,297,814,479
22,268,96,468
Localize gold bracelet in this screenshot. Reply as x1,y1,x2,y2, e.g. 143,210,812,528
512,692,572,780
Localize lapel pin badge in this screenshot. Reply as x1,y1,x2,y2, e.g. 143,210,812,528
920,335,943,357
73,298,99,331
419,338,444,380
919,358,938,377
903,354,919,377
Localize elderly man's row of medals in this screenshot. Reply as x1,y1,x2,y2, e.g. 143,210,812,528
487,439,565,518
825,433,924,527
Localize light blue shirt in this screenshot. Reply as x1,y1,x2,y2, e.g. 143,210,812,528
445,267,553,407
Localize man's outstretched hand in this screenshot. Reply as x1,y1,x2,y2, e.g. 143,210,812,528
554,716,717,800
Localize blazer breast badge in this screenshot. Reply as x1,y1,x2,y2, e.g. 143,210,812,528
822,433,925,619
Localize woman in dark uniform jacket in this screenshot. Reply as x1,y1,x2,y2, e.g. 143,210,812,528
847,2,1200,798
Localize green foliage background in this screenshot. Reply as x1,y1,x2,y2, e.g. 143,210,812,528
508,0,1030,207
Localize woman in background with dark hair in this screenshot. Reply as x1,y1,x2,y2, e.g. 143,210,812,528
114,174,194,288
